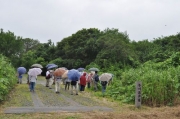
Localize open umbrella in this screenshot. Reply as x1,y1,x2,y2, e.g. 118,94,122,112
46,63,56,68
62,70,68,79
47,64,58,69
53,68,66,77
28,68,42,76
31,64,43,68
99,73,113,81
17,67,26,75
89,67,99,71
60,67,68,70
67,69,81,81
77,67,85,72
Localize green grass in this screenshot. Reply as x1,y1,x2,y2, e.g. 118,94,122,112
2,84,33,108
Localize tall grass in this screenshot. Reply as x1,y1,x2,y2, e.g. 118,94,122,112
106,62,180,107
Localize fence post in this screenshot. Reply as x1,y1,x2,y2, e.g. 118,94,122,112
135,81,142,108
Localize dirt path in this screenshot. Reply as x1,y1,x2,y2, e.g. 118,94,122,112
4,80,113,113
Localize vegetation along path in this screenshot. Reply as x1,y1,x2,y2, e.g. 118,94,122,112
3,77,113,114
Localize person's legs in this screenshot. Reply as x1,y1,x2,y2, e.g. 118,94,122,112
32,82,35,92
46,79,49,87
19,78,22,84
65,82,67,90
55,81,58,92
82,85,85,91
67,82,70,90
71,85,73,95
75,84,78,95
49,78,53,89
102,85,106,95
94,81,98,91
58,81,60,92
87,82,90,88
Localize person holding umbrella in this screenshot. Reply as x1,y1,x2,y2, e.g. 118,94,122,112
17,67,26,84
28,68,42,92
99,73,113,96
92,71,99,92
67,69,81,95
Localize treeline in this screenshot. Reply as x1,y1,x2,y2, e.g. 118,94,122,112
1,28,180,71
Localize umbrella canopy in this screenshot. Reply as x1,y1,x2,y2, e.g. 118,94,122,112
77,67,85,72
89,67,99,71
99,73,113,81
67,69,81,81
60,67,68,70
47,64,58,69
17,67,26,75
62,70,68,79
31,64,43,68
53,68,66,77
28,68,42,76
46,63,56,68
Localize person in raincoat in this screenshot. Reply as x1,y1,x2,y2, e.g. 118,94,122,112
80,72,86,91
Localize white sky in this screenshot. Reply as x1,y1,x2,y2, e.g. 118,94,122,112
0,0,180,43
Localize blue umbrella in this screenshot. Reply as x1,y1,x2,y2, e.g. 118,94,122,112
67,69,81,81
47,64,58,69
17,67,26,75
77,67,85,72
46,64,56,68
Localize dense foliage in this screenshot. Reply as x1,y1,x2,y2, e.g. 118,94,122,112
0,55,17,102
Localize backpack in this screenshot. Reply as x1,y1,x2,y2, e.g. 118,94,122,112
46,74,51,79
101,81,107,86
95,75,99,82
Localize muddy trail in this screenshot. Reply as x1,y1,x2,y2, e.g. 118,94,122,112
3,78,113,114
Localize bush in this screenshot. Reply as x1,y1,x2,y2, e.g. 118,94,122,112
0,54,17,102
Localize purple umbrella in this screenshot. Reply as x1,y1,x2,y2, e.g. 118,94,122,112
47,64,58,69
17,67,26,75
77,67,85,72
67,69,81,81
46,64,56,68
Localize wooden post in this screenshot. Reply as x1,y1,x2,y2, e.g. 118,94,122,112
135,81,142,108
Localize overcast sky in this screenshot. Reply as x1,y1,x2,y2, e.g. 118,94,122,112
1,0,180,43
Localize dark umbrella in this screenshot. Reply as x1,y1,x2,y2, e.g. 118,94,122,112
17,67,27,75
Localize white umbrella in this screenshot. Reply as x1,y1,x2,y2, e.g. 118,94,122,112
28,68,42,76
99,73,113,81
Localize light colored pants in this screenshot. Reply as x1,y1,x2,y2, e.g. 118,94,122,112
18,78,22,84
49,78,54,88
55,81,61,92
71,84,78,95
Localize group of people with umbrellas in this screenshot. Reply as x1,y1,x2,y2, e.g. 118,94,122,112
17,64,114,95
